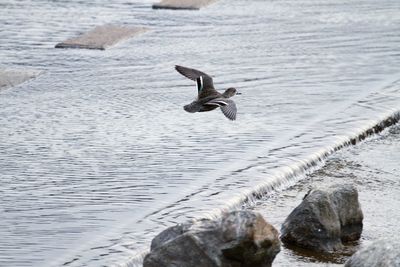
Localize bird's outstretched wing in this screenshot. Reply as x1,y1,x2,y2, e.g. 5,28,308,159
204,98,237,121
220,100,237,121
175,65,218,96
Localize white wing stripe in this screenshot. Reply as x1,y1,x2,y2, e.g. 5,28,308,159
220,99,237,120
206,99,228,106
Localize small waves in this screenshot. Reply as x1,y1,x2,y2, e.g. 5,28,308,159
1,0,400,266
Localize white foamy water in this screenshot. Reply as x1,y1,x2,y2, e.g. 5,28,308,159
0,0,400,266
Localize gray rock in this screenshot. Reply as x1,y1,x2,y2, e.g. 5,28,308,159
281,184,363,252
345,239,400,267
150,222,192,251
221,211,281,267
144,232,220,267
55,25,148,50
330,185,363,242
143,210,280,267
0,68,42,91
152,0,216,10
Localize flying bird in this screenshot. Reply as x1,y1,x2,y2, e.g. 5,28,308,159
175,65,239,121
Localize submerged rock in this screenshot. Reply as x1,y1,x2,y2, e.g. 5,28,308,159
281,184,363,252
55,25,148,50
152,0,216,10
0,68,42,90
143,210,281,267
345,239,400,267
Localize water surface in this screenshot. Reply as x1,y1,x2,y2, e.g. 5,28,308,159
0,0,400,266
252,124,400,266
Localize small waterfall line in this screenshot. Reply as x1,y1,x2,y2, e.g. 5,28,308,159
121,109,400,267
205,109,400,217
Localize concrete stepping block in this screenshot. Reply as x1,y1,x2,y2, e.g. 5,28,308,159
55,25,148,50
152,0,216,10
0,69,42,91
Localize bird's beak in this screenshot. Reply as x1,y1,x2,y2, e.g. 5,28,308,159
236,92,242,95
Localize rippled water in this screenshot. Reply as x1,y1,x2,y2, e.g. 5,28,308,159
0,0,400,266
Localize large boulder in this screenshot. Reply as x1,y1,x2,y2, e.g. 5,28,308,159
220,211,281,266
345,239,400,267
143,210,281,267
281,184,363,252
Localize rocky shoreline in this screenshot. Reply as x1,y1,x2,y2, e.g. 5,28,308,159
142,125,400,267
255,124,400,266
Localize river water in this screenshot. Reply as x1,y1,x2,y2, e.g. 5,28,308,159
252,124,400,266
0,0,399,266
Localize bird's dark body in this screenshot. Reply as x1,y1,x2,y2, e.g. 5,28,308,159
175,65,239,120
199,106,217,112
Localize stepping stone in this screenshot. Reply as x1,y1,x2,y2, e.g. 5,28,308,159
55,25,148,50
152,0,216,10
0,69,42,91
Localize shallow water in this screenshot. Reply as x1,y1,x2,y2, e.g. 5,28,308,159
252,124,400,266
0,0,400,266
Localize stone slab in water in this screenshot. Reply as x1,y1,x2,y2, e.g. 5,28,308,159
152,0,216,10
0,69,42,91
55,25,148,50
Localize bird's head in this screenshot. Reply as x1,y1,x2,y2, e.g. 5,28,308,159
223,87,241,98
